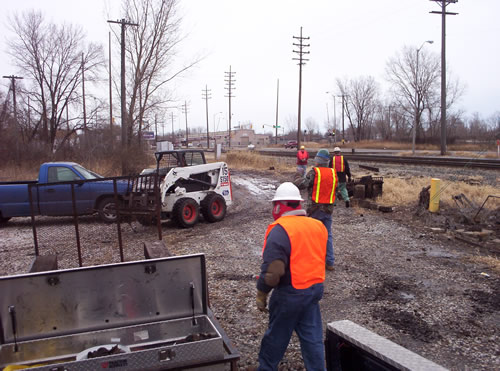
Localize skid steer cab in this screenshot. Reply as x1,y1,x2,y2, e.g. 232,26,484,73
156,161,232,228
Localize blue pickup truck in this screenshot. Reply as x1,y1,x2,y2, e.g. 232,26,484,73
0,162,127,224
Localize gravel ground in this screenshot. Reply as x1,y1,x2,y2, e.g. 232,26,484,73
0,165,499,370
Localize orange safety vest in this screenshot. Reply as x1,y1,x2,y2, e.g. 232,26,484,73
263,215,327,289
332,155,345,172
297,150,308,165
312,167,337,204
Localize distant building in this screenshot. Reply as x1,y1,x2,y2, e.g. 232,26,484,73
188,128,272,148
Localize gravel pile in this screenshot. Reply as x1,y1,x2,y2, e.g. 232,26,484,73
0,167,498,370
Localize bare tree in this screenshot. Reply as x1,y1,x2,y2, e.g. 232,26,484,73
336,76,379,142
386,46,440,144
118,0,202,147
8,10,103,152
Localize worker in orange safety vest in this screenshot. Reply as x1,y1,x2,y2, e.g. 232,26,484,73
256,182,328,370
329,146,352,208
296,145,309,177
294,148,337,271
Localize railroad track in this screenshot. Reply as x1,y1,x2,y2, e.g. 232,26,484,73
257,150,500,170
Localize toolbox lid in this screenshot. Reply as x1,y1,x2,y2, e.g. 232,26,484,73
0,254,208,343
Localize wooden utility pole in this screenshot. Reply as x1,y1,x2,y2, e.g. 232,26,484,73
275,78,279,145
292,27,310,149
430,0,458,155
81,53,87,132
202,85,211,148
2,75,23,125
182,101,189,147
107,18,138,174
108,32,113,136
224,66,236,148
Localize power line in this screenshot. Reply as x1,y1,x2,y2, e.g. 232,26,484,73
292,26,310,149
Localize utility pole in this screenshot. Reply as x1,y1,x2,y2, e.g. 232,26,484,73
224,66,236,148
81,53,87,132
182,101,189,147
171,111,177,143
430,0,458,155
108,32,113,137
275,78,279,145
292,27,310,149
2,75,23,125
202,85,211,148
337,94,348,141
108,18,138,174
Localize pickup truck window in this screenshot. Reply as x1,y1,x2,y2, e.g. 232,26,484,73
47,167,82,183
73,164,101,180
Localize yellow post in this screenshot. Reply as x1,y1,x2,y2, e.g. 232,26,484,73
429,178,441,213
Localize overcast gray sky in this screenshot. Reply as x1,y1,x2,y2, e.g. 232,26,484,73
1,0,499,135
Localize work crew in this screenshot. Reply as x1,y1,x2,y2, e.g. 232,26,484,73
256,182,328,371
295,149,337,270
296,145,309,177
329,147,352,208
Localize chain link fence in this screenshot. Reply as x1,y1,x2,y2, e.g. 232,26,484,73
28,174,162,268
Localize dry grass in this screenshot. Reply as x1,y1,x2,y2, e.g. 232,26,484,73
225,150,296,172
377,176,500,210
466,255,500,274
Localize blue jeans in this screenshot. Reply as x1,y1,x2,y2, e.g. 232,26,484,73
310,209,334,266
336,182,349,202
258,284,325,371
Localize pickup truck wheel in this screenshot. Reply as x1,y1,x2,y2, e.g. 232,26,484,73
201,193,226,223
173,198,199,228
98,197,119,223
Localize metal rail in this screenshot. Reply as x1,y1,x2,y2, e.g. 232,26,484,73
257,150,500,170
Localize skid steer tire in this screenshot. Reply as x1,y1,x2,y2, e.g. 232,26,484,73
173,198,199,228
201,193,226,223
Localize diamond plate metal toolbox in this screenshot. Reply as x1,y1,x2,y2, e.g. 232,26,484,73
0,254,226,370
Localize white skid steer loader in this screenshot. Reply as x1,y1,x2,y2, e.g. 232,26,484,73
158,161,232,227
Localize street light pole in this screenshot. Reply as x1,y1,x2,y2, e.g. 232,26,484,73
413,40,433,155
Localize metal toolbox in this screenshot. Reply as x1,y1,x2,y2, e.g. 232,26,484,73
0,254,228,370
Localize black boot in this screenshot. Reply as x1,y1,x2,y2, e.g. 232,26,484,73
345,201,350,208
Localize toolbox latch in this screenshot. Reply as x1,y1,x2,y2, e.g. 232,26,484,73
159,348,176,362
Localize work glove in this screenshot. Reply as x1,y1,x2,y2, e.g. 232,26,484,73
256,290,268,312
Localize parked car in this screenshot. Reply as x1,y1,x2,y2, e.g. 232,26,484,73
284,140,298,149
0,162,129,224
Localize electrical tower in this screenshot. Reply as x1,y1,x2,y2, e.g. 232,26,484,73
224,66,236,148
430,0,458,155
292,27,310,149
202,85,212,148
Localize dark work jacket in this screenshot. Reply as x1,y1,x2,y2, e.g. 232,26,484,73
329,155,351,183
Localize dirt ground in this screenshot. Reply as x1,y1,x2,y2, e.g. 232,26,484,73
0,167,499,370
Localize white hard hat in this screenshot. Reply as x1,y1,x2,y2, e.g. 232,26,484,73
333,147,341,152
272,182,304,202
